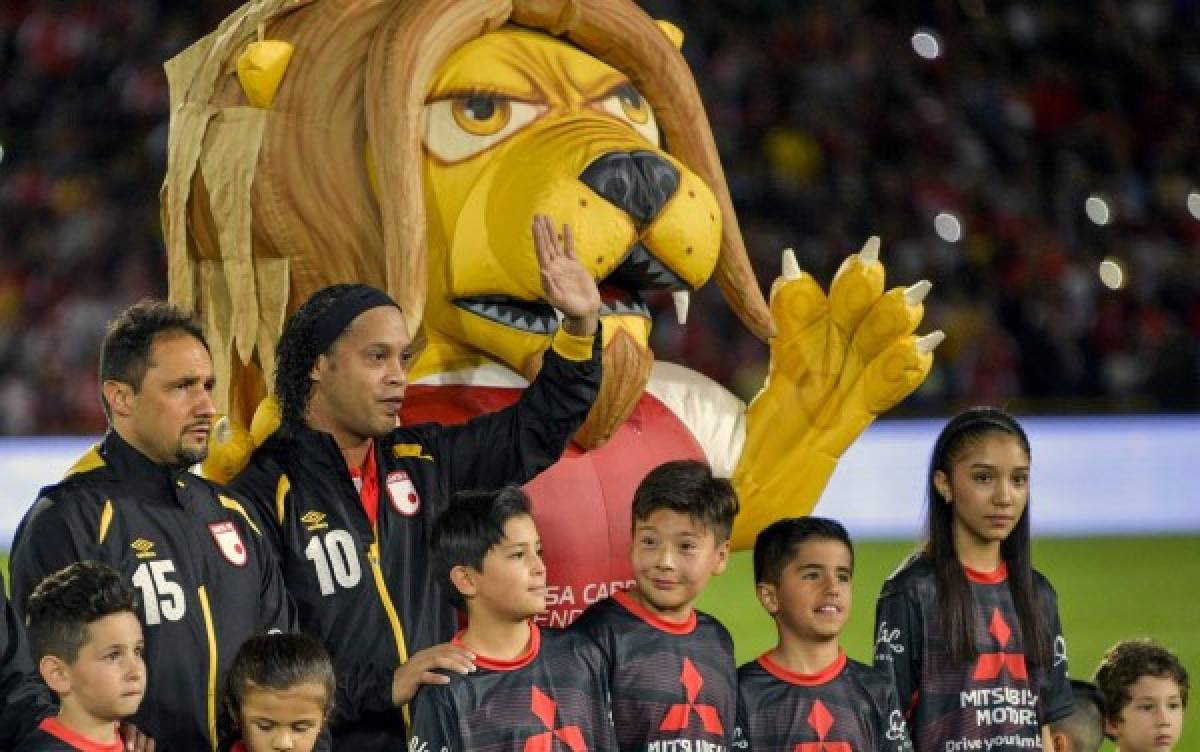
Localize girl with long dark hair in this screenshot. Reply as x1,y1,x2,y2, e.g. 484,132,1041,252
873,407,1072,751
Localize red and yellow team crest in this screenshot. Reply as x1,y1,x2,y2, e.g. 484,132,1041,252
387,471,421,516
208,521,247,567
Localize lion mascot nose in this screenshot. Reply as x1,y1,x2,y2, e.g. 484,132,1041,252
579,151,680,224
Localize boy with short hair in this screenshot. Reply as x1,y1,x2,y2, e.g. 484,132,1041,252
18,561,146,752
734,517,912,751
409,487,617,751
1094,639,1189,752
571,459,739,752
1048,680,1105,752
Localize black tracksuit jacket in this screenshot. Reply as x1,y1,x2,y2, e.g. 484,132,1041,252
10,432,294,752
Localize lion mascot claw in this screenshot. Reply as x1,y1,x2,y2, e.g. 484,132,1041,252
164,0,939,626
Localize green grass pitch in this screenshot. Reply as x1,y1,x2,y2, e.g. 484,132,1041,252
6,537,1198,750
698,536,1200,751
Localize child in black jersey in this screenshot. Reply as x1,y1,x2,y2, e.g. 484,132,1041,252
873,407,1072,752
17,562,145,752
736,517,912,752
572,460,739,752
411,486,617,751
221,633,334,752
1094,639,1188,752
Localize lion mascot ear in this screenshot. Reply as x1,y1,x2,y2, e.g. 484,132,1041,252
236,27,295,109
655,20,684,50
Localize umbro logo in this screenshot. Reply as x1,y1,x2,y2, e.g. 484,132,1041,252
130,539,157,559
301,510,329,532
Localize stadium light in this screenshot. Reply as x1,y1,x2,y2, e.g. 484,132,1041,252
933,211,962,242
911,30,941,60
1098,258,1125,290
1085,195,1111,226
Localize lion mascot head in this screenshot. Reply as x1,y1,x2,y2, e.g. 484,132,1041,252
163,0,773,450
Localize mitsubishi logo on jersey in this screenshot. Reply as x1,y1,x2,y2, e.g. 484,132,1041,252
973,608,1028,681
792,700,851,752
660,658,724,734
524,686,587,752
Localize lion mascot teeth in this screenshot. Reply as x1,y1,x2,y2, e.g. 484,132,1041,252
164,0,940,626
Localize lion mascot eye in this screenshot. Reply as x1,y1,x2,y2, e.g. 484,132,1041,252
596,83,660,146
424,94,543,163
453,94,510,135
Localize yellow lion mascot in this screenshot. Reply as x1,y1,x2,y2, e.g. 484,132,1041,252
163,0,939,625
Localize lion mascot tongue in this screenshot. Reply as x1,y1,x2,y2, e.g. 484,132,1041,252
163,0,939,626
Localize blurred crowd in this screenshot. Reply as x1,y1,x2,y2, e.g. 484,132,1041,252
2,0,1198,435
646,0,1200,415
0,1,236,434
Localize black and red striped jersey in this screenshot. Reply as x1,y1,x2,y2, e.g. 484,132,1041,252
408,623,617,752
571,591,737,752
13,718,124,752
734,649,912,752
873,554,1072,752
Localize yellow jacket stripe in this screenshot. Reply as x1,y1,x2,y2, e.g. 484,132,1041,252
218,495,261,536
275,475,291,525
367,540,410,728
197,586,218,752
97,500,114,544
65,445,105,478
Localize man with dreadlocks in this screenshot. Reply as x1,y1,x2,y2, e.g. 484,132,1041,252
228,214,602,751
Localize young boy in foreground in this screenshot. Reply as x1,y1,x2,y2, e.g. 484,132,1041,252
1094,639,1189,752
18,561,145,752
410,487,616,751
734,517,911,751
571,459,739,752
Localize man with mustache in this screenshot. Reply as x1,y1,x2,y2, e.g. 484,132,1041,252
10,301,294,752
227,214,602,751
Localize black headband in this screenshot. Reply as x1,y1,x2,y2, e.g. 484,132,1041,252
934,409,1029,468
311,285,399,355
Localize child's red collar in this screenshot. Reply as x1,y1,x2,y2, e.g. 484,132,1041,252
613,590,697,635
38,718,124,752
452,622,541,671
963,561,1009,584
757,648,847,687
